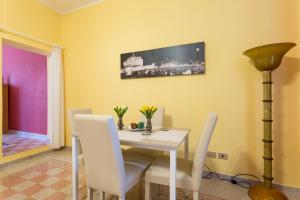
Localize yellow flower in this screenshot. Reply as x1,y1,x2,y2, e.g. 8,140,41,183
141,106,149,112
140,105,157,118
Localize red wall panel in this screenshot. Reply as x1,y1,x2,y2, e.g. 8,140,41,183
3,44,47,135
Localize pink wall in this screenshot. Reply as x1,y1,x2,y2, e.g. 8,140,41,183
2,44,47,135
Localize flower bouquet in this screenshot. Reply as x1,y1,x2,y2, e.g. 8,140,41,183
139,106,157,133
114,106,128,130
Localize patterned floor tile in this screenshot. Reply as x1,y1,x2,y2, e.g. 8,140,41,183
5,193,28,200
2,131,49,156
1,150,299,200
0,159,226,200
11,180,35,192
0,160,80,200
39,177,61,187
22,184,44,196
31,187,57,200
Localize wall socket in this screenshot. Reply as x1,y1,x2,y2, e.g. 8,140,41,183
218,153,228,160
207,151,217,158
207,151,229,160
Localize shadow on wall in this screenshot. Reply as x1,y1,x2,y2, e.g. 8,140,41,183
272,57,300,185
164,114,173,128
244,58,261,176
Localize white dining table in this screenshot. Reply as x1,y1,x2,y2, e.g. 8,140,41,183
72,128,190,200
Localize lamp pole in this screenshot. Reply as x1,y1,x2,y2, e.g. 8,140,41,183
262,71,273,188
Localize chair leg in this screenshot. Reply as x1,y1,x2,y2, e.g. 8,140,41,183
151,183,159,199
145,181,151,200
99,191,104,200
87,187,94,200
184,190,189,200
193,191,200,200
138,180,143,200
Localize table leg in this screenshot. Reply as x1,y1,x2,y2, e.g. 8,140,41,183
72,136,79,200
184,135,189,160
184,135,190,199
170,150,177,200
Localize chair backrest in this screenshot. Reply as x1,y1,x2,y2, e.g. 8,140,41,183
191,112,218,191
141,107,165,129
68,108,92,137
75,114,126,196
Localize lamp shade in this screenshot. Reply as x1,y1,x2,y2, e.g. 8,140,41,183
243,42,296,72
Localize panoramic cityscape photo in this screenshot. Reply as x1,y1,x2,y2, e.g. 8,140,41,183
120,42,205,79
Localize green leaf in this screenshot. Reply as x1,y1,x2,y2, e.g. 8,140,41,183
120,107,128,116
114,107,119,116
139,110,147,117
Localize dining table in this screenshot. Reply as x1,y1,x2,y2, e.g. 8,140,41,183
72,127,190,200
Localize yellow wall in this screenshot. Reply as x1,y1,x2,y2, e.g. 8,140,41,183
0,0,60,163
0,0,299,188
1,0,60,44
61,0,300,188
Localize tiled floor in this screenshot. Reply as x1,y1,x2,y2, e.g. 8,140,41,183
2,131,49,156
0,149,299,200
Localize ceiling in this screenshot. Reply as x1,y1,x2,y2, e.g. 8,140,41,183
38,0,103,14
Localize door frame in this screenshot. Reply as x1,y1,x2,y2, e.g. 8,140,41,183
0,37,51,164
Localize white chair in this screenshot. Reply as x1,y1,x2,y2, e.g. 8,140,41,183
68,108,153,167
68,108,92,166
124,107,165,159
75,114,151,200
145,112,218,200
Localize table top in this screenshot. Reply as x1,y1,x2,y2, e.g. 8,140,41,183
118,128,190,151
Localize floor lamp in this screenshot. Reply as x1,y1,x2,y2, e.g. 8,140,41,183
243,42,296,200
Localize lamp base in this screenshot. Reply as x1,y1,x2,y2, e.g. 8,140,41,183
248,184,288,200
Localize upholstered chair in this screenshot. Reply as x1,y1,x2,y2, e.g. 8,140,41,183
145,112,218,200
68,108,92,166
68,108,154,167
75,114,151,200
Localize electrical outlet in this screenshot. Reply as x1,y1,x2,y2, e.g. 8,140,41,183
207,151,217,158
218,153,228,160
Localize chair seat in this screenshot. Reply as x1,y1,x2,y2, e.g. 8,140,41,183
79,150,153,169
123,152,153,169
124,162,146,192
145,155,194,191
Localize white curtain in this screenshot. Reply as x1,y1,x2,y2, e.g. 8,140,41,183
48,47,65,149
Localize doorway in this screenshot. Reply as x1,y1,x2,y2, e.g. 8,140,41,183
2,41,49,157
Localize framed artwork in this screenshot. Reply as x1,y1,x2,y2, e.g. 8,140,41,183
120,42,205,79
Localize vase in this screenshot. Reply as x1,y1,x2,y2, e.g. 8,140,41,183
146,118,152,134
118,117,124,130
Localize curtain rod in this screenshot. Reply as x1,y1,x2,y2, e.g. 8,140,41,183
0,25,64,50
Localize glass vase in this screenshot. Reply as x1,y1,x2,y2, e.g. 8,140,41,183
118,117,124,130
146,117,152,134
